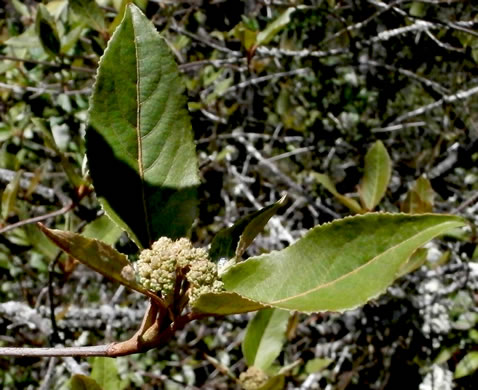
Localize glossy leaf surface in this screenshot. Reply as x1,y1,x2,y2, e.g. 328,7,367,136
359,141,391,210
242,308,290,370
38,224,162,305
87,4,199,248
223,213,465,313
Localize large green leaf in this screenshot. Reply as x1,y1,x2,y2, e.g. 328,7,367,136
222,213,465,313
209,196,286,263
242,308,290,370
191,291,265,315
359,141,391,211
87,4,199,248
38,224,163,306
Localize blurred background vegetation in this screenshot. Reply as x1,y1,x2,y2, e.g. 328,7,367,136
0,0,477,388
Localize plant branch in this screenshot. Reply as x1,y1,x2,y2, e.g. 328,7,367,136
0,55,95,73
391,84,478,124
0,201,74,234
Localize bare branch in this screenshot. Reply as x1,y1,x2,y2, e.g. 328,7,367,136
0,82,91,96
224,68,310,95
0,344,112,358
392,85,478,124
0,55,95,74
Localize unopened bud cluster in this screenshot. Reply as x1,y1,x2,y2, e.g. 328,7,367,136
238,367,269,390
135,237,223,303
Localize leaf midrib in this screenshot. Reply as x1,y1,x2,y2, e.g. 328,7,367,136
132,16,151,246
268,220,458,305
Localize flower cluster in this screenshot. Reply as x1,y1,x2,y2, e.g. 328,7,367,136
135,237,223,303
238,367,269,390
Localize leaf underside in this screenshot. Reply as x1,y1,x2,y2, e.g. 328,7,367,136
38,224,162,305
222,213,465,313
87,4,199,248
242,308,290,370
192,291,266,315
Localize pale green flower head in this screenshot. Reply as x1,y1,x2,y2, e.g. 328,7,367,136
135,237,223,302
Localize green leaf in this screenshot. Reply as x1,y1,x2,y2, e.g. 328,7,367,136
222,213,465,313
305,358,333,373
209,196,286,263
396,247,428,278
69,0,106,33
454,351,478,379
35,4,61,57
312,173,363,213
191,291,265,315
82,215,124,246
69,375,102,390
38,224,163,306
87,4,199,249
258,375,285,390
1,170,22,220
256,7,302,47
32,118,84,188
401,176,435,214
358,141,391,211
243,308,290,370
90,357,126,390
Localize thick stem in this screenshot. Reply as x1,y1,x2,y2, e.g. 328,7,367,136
0,311,207,358
0,345,112,357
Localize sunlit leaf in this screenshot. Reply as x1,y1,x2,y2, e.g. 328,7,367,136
191,291,265,315
209,196,286,262
90,357,128,390
223,213,465,313
454,351,478,379
256,7,302,46
312,172,362,213
87,4,199,248
243,308,290,370
359,141,391,211
38,224,163,306
82,215,124,246
396,247,428,278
